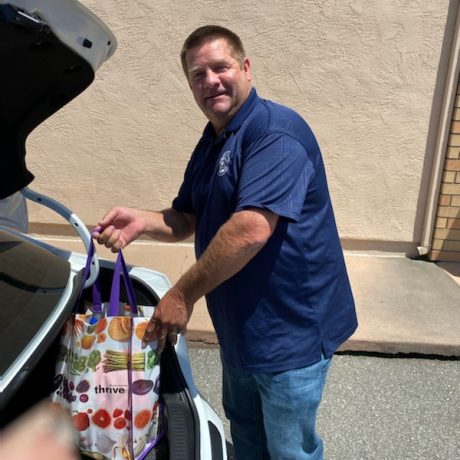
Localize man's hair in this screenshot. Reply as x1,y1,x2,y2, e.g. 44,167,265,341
180,25,246,77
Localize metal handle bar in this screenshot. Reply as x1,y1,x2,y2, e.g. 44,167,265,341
21,187,99,288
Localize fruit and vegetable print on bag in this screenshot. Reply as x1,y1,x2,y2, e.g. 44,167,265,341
51,244,162,460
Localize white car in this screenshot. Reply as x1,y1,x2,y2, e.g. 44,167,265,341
0,1,227,459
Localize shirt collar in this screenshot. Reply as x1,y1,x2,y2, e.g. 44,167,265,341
201,88,259,142
225,87,258,134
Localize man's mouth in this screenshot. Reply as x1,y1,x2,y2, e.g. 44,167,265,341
206,92,227,101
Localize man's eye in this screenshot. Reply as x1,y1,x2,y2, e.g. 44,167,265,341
191,72,204,80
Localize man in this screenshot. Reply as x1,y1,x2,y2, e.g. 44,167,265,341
93,25,357,459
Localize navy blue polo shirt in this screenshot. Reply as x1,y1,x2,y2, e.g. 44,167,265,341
173,88,357,372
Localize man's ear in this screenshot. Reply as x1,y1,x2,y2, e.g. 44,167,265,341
243,57,252,81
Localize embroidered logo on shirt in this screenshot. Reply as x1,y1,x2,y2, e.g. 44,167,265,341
217,150,232,176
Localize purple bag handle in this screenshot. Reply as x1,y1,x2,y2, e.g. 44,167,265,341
137,400,166,460
75,240,102,313
108,250,139,317
107,250,140,458
77,242,138,316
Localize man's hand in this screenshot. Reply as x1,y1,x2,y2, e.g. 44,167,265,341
92,207,196,251
92,207,147,252
143,286,194,352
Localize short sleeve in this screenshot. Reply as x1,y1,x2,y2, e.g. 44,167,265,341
235,134,315,222
172,157,194,214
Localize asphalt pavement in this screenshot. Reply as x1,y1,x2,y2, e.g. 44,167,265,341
188,347,460,460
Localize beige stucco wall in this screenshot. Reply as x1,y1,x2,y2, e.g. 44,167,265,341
27,0,453,255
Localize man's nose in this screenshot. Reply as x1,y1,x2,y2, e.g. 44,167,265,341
204,69,220,87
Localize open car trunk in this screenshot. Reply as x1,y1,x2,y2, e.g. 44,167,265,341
0,1,99,198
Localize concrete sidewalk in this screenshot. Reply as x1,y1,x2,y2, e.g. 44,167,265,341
186,254,460,357
336,255,460,356
36,236,460,357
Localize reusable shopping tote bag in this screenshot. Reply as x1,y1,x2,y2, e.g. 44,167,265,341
51,243,162,460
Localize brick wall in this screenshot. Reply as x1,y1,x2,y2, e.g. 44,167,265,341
430,83,460,262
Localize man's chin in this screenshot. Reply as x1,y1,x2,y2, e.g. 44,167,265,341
205,104,232,119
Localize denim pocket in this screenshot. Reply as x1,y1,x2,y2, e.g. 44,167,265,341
261,361,330,393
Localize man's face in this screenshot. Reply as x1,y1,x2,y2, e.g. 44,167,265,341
185,38,252,133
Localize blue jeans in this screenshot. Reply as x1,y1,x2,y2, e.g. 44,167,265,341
221,354,332,460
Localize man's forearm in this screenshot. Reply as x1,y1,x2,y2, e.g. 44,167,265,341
140,208,278,346
171,209,278,304
143,208,195,242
